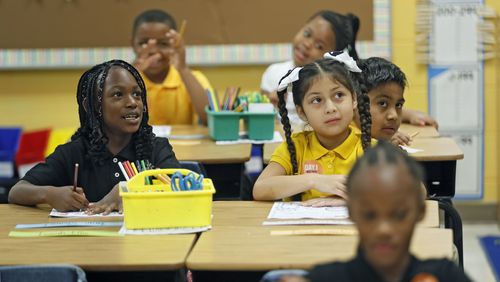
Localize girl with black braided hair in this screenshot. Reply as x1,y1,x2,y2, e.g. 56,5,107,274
253,51,374,207
9,60,180,214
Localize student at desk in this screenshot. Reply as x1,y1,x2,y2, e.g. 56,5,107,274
132,9,212,125
8,60,180,213
354,57,414,146
264,142,471,282
253,51,373,206
260,10,437,131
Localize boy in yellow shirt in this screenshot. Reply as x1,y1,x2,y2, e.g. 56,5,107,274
132,9,212,125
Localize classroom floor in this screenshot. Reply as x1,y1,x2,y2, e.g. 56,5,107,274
463,222,499,282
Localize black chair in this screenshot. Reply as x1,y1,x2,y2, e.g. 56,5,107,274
0,264,87,282
436,200,464,270
179,161,207,177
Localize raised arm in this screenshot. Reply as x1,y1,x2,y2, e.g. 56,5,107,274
166,29,209,124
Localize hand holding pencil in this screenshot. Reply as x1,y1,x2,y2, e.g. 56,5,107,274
166,20,187,70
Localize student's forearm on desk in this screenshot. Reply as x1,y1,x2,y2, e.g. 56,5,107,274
253,174,316,200
178,68,209,124
8,180,54,206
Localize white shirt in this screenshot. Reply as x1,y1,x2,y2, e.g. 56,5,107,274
260,61,306,129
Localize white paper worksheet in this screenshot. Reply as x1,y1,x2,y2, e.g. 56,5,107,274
267,202,349,220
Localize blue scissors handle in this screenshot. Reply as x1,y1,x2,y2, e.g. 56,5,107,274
171,171,204,191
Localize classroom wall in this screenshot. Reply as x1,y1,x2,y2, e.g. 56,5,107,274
0,0,498,204
392,0,499,203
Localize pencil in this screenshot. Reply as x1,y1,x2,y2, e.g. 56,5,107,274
175,20,187,47
73,163,79,192
410,131,420,139
118,162,130,181
130,162,139,176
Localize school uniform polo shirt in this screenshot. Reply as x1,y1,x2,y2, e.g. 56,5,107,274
22,137,180,202
143,66,213,125
307,249,472,282
270,127,369,201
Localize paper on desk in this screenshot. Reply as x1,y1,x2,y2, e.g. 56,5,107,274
267,202,349,220
216,131,283,145
152,125,172,137
119,225,211,235
400,145,424,154
50,209,123,218
263,219,353,226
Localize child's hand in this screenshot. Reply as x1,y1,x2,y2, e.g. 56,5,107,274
312,174,348,199
165,29,186,71
408,111,439,129
133,39,162,72
301,196,347,207
47,187,89,212
85,184,122,215
390,131,412,146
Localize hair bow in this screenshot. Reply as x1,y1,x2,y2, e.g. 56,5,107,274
277,67,303,92
323,51,362,73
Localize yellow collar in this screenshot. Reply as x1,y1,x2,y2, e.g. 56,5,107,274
309,126,360,160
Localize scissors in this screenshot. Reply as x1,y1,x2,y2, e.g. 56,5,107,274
171,171,204,191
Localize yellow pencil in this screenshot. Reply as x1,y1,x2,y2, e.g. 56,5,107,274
176,20,187,47
410,131,420,139
130,162,139,176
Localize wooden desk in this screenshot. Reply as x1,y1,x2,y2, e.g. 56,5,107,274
264,137,463,199
408,137,463,198
169,125,251,164
399,124,439,138
407,137,463,161
0,204,196,271
187,201,451,273
169,125,252,199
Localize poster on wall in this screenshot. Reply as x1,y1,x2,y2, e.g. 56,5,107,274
428,65,482,131
448,133,483,198
431,4,480,65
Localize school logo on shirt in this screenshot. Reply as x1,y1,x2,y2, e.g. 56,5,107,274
303,160,322,174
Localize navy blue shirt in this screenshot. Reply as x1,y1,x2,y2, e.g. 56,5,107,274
22,137,180,202
307,250,471,282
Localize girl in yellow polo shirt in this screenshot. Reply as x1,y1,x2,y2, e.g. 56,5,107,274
253,51,373,206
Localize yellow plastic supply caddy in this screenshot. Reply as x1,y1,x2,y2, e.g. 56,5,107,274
119,168,215,229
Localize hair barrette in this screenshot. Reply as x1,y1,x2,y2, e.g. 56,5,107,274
324,51,362,73
277,67,303,92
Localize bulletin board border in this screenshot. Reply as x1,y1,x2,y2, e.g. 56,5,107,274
0,0,390,70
